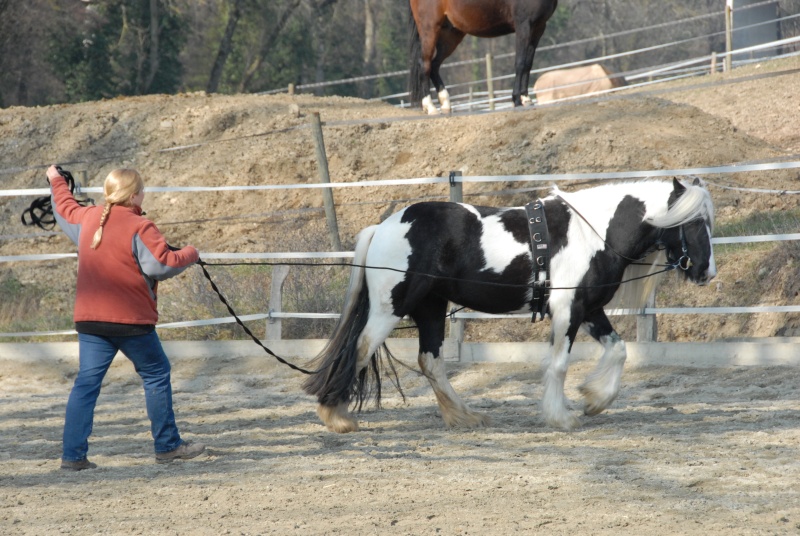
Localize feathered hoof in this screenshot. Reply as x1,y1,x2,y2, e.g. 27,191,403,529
544,411,581,431
317,403,359,433
443,408,491,429
578,384,617,417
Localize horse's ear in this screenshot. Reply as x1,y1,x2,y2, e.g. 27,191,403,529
672,178,686,192
692,177,702,186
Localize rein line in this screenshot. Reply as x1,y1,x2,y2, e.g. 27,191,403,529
197,260,316,375
196,200,696,370
199,259,679,291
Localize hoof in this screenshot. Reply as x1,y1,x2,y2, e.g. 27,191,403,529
317,403,359,433
442,409,491,429
578,383,618,417
544,410,581,431
421,96,440,115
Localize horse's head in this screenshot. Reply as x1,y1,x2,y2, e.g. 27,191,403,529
662,178,717,285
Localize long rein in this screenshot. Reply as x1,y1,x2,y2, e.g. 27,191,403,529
196,198,696,371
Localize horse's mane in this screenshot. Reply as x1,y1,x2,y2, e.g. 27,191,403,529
551,179,714,230
646,180,715,230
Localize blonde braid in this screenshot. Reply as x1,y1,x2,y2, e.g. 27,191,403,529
89,168,144,250
90,204,113,249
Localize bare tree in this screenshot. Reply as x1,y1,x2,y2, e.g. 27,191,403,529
145,0,161,91
206,0,244,93
238,0,303,93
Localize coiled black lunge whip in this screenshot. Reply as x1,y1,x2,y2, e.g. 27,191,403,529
196,259,315,375
21,166,94,230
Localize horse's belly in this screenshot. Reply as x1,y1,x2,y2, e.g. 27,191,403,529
445,2,515,37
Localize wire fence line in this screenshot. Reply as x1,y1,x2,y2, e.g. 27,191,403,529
2,160,799,339
261,0,785,97
2,40,799,179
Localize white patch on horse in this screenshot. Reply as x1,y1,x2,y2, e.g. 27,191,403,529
476,210,530,274
706,224,717,280
366,208,413,315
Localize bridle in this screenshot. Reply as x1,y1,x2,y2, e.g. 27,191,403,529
662,225,692,272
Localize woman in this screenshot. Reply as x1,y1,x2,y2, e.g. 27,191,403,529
48,165,206,470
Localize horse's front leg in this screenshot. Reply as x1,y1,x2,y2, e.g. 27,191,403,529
541,315,581,430
578,312,627,416
514,16,549,107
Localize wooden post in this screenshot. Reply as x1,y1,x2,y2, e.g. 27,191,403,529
448,171,464,359
310,112,342,251
636,289,657,342
710,52,717,74
485,53,495,111
724,0,733,73
266,265,290,340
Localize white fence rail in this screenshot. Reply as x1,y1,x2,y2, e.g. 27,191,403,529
3,160,800,339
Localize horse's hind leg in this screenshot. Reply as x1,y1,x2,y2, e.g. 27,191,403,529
429,25,465,114
413,298,490,428
317,310,401,433
577,310,627,416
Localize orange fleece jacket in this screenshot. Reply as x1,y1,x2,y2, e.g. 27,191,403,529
50,175,199,325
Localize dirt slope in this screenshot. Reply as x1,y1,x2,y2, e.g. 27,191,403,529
1,55,799,341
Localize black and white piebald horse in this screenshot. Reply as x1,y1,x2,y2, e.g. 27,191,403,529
303,179,716,432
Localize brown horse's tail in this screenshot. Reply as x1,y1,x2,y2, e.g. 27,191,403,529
408,6,426,106
302,225,384,410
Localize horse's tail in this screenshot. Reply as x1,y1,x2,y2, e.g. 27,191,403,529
302,225,381,409
605,251,667,311
408,6,426,106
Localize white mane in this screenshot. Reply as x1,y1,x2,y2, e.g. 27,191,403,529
647,180,715,230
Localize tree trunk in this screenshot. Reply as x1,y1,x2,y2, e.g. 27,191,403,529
238,0,303,93
207,0,244,94
360,0,376,97
144,0,160,92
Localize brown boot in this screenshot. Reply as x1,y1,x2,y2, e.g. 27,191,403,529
61,459,97,471
155,440,206,464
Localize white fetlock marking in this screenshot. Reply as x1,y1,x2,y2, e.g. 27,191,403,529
422,95,439,115
542,366,579,430
521,95,532,106
541,329,580,430
317,403,359,433
580,336,627,416
438,89,452,114
420,351,489,428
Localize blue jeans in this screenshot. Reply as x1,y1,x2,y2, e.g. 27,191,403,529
62,332,183,461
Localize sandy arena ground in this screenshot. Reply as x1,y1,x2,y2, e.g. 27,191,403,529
1,349,799,535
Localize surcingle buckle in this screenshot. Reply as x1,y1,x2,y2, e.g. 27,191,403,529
525,200,551,322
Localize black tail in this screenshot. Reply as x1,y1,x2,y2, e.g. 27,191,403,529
408,6,426,106
302,226,383,410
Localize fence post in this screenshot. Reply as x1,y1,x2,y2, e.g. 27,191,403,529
724,0,733,73
636,289,657,342
447,171,464,359
310,112,343,251
485,53,495,111
288,83,295,95
267,265,290,340
710,52,717,74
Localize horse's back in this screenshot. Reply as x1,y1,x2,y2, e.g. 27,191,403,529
367,201,534,315
417,0,556,36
